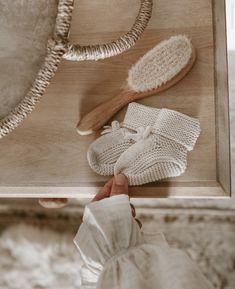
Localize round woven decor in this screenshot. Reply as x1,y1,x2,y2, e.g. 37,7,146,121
0,0,152,138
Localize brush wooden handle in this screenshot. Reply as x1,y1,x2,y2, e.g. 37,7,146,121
77,90,138,135
77,46,197,135
76,79,179,135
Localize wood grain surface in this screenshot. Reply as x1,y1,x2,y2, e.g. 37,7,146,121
76,45,197,135
0,0,230,197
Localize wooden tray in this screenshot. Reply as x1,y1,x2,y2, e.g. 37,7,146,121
0,0,231,198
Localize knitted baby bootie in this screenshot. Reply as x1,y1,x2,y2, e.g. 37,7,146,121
114,107,201,185
87,103,160,175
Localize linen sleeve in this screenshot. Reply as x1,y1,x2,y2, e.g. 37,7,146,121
73,195,144,287
74,195,214,289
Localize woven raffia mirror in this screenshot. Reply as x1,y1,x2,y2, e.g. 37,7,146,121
0,0,152,138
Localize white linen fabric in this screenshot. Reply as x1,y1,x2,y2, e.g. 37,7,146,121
74,195,214,289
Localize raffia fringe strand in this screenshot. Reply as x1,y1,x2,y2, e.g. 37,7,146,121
0,0,152,138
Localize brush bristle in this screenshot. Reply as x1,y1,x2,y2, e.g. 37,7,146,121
127,35,193,92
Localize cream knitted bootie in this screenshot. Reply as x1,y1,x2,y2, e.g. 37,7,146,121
87,103,160,175
114,107,201,185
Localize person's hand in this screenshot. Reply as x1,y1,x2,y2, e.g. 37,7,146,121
92,174,142,228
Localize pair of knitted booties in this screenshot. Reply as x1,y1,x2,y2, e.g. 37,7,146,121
87,102,201,186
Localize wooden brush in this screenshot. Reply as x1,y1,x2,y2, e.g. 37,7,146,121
77,35,196,136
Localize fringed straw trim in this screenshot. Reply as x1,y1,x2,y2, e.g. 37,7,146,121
0,0,73,138
0,0,153,138
63,0,153,61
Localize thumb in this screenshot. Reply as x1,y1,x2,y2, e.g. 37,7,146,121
110,174,129,197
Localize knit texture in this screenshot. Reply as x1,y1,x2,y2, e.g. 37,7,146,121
87,102,201,185
87,124,132,176
87,104,160,176
123,102,161,130
114,107,201,185
152,109,201,151
127,35,193,92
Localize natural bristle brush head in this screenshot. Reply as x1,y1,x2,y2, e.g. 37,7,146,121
76,34,196,136
127,35,195,92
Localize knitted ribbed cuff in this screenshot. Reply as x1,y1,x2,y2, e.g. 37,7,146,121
122,102,200,151
123,102,160,131
153,109,201,151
